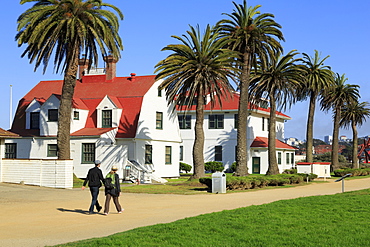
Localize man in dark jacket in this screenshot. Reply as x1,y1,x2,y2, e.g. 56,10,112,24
82,160,105,214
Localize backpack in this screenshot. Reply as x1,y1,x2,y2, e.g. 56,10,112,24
104,177,114,190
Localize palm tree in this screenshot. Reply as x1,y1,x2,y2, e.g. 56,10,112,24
217,0,284,176
16,0,123,159
301,50,334,163
249,50,304,175
340,101,370,168
321,74,360,169
154,25,239,180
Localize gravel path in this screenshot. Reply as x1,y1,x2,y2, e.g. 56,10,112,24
0,177,369,247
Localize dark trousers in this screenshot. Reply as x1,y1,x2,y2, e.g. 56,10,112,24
104,194,122,213
89,186,101,213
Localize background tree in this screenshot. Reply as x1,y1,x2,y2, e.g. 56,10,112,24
301,50,334,163
249,50,304,175
155,25,239,180
217,0,284,176
340,101,370,168
321,74,360,169
16,0,123,159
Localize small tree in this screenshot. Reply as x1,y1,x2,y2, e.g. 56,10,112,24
205,161,224,173
180,162,192,174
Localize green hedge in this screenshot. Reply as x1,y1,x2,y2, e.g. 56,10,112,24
199,173,316,191
204,161,224,173
334,168,370,177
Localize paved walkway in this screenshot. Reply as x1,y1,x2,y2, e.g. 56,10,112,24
0,177,369,247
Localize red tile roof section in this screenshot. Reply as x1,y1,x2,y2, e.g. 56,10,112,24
177,92,290,119
71,128,116,136
12,74,156,138
0,128,19,137
250,136,296,150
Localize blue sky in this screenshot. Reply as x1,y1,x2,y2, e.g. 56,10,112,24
1,0,370,141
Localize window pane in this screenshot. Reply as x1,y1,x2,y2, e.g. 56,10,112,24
5,143,17,159
215,146,222,161
286,153,290,164
48,109,58,121
30,112,40,129
178,115,191,129
234,114,238,129
165,146,172,164
156,112,163,129
48,144,58,157
82,143,95,163
145,145,152,164
179,146,183,161
278,152,282,164
74,111,79,120
209,115,224,129
102,110,112,128
291,153,294,165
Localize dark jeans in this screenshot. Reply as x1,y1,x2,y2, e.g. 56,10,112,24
89,186,101,213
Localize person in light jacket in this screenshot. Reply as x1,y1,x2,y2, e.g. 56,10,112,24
104,165,124,215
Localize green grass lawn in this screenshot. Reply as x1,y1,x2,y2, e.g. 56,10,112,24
55,188,370,247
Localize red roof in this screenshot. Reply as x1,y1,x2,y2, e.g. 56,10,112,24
71,128,116,136
250,136,295,150
0,128,19,138
177,92,290,119
11,74,156,138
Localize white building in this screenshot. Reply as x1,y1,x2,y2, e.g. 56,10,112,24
6,57,181,182
178,93,296,174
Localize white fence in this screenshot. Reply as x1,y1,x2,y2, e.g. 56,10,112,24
0,159,73,189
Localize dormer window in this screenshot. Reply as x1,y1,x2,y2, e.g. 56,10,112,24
48,109,58,122
102,110,112,128
73,111,79,120
30,112,40,129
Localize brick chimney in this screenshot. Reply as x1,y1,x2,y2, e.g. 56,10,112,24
78,56,89,79
104,55,118,81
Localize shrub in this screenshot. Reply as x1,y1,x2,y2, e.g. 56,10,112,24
204,161,224,173
283,169,297,174
230,162,236,172
179,162,192,173
199,177,212,189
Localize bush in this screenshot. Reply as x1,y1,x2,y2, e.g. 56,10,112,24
179,162,192,173
230,162,236,172
199,177,212,189
283,169,297,174
334,168,370,177
204,161,224,173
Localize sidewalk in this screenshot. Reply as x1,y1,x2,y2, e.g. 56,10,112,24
0,177,369,247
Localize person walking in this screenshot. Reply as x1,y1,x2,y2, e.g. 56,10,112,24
82,160,105,214
104,165,124,215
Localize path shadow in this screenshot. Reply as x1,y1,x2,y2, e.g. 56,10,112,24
57,208,103,215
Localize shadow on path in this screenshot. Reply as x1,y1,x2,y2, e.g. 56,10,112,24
56,208,102,215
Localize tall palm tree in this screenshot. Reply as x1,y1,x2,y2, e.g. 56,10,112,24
340,101,370,168
301,50,334,163
16,0,123,159
154,25,239,180
217,0,284,176
249,50,304,175
321,74,360,168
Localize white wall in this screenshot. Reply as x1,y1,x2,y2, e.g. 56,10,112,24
40,95,60,136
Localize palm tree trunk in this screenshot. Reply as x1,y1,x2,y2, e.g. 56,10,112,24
351,121,359,169
306,93,316,162
57,55,79,159
235,53,250,176
266,94,279,175
190,93,205,180
331,106,341,169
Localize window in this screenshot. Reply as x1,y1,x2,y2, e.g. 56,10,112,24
262,117,265,131
158,89,162,97
286,153,290,164
47,144,58,157
291,153,294,165
278,152,282,165
48,109,58,122
215,146,222,161
179,146,183,161
209,114,224,129
102,110,112,128
165,146,172,164
156,112,163,129
30,112,40,129
178,115,191,129
145,145,153,164
5,143,17,159
82,143,95,163
73,111,79,120
260,101,268,109
234,114,238,129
